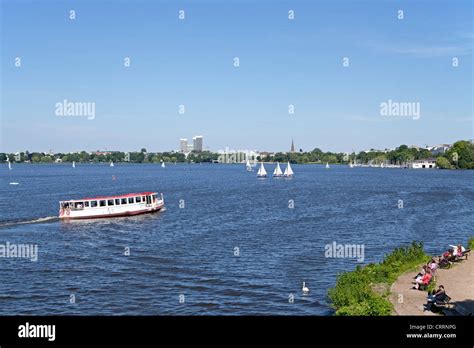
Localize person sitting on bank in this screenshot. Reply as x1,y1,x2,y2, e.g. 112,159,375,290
414,265,427,279
427,285,446,303
413,268,432,290
442,249,456,262
428,258,438,272
454,244,465,257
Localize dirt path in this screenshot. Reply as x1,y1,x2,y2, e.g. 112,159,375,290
389,256,474,315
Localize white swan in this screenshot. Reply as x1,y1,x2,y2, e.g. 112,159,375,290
302,281,309,294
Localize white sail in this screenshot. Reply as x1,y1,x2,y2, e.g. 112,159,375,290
8,161,12,170
72,161,75,168
257,162,267,177
110,161,114,167
161,162,165,168
326,162,330,169
246,159,253,171
349,161,353,168
283,162,294,177
273,162,283,177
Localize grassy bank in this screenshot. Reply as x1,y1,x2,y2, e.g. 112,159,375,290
328,241,430,315
468,237,474,250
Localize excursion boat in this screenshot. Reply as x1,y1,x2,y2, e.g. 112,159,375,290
59,192,164,219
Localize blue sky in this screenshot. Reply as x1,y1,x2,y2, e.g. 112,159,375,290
1,0,472,153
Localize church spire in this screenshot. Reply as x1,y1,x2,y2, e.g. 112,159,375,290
291,138,295,153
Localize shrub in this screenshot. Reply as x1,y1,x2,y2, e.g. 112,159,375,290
468,237,474,250
328,241,429,316
436,157,452,169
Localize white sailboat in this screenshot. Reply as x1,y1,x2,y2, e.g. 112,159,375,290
283,162,294,178
8,160,12,170
349,161,353,168
273,162,283,177
380,162,384,168
325,162,330,169
257,162,267,178
110,161,114,167
72,161,76,168
161,162,165,168
246,159,253,172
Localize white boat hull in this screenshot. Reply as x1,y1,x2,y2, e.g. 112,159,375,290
59,193,164,220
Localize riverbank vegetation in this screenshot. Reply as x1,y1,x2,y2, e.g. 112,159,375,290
328,241,430,315
0,149,219,164
1,140,473,168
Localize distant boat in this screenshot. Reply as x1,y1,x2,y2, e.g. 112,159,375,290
110,161,114,167
283,162,294,178
72,161,75,168
349,161,353,168
325,162,330,169
9,182,19,185
257,162,267,178
8,161,12,170
380,162,384,168
161,162,165,168
246,159,253,172
273,162,283,178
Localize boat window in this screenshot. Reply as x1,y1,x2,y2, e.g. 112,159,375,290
91,201,98,208
142,196,145,202
146,195,151,204
115,199,121,205
99,200,106,207
128,197,134,204
107,199,114,206
121,198,128,204
136,196,141,203
74,202,84,209
84,201,90,208
152,194,156,202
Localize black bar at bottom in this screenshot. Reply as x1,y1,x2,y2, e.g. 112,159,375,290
0,316,472,346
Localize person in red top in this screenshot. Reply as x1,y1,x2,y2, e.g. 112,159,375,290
413,269,432,290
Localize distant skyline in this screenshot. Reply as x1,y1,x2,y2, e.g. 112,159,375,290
1,0,473,153
0,138,468,155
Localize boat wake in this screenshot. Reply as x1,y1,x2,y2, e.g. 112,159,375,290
0,216,59,228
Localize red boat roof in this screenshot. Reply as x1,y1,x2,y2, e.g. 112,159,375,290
62,192,157,202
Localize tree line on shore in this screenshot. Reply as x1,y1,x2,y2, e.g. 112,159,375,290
1,140,473,169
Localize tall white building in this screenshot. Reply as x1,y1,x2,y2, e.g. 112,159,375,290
180,138,188,153
193,136,203,152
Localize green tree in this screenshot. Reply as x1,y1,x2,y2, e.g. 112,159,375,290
447,141,474,169
436,157,452,169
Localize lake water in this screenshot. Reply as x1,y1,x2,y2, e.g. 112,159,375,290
0,163,473,315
